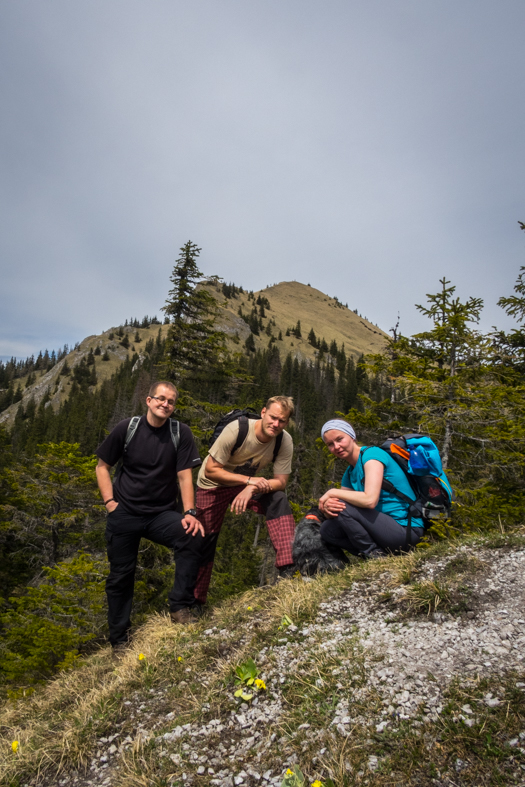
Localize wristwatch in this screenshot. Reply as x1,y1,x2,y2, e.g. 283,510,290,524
184,508,198,517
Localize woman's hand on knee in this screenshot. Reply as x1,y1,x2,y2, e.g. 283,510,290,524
319,490,346,517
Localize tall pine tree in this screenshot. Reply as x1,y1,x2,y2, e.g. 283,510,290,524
161,242,227,388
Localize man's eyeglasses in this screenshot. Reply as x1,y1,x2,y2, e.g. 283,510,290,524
150,395,176,407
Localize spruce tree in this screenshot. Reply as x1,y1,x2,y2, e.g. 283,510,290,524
494,227,525,374
407,277,486,467
161,241,227,385
245,334,256,352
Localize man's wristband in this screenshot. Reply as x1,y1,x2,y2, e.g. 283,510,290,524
184,508,198,517
246,477,251,486
104,498,115,506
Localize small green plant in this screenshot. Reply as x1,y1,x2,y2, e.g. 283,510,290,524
279,614,293,630
233,657,266,701
281,767,333,787
404,580,451,615
281,766,304,787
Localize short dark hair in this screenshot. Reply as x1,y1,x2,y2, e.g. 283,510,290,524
148,380,178,399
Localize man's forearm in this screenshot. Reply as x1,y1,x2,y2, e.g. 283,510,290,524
205,466,251,487
96,465,114,502
178,473,196,512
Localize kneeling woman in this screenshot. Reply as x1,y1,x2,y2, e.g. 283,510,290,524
319,419,423,558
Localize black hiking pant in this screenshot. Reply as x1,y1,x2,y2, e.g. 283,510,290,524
105,505,204,646
320,502,423,557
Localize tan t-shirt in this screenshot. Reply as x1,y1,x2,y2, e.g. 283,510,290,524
197,419,293,490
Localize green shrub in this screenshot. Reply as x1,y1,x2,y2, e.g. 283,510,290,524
0,553,107,690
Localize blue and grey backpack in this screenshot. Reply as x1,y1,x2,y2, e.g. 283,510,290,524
366,433,455,546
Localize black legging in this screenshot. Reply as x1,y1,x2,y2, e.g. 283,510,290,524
320,502,423,556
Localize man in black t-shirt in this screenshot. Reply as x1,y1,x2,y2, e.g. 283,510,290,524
96,381,204,650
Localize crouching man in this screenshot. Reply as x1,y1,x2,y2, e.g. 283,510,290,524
95,381,204,651
194,396,296,604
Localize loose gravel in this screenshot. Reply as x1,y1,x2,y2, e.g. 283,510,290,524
35,546,525,787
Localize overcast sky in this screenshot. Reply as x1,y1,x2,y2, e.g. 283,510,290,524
1,1,524,359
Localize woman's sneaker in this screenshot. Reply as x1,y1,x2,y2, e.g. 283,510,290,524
364,548,388,560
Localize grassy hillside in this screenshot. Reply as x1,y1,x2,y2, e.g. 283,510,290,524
0,323,169,429
215,280,386,361
1,533,524,787
0,281,387,429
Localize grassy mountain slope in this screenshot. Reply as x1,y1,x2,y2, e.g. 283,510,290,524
216,280,386,360
0,281,387,429
1,533,524,787
0,323,169,429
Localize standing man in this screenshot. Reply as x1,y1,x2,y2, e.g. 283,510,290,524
96,381,204,651
194,396,296,605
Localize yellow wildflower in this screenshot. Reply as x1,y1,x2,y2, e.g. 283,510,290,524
138,653,145,660
177,656,183,662
311,781,323,787
247,606,253,611
12,741,19,753
254,678,266,690
286,769,294,776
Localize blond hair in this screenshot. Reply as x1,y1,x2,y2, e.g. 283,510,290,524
265,395,294,417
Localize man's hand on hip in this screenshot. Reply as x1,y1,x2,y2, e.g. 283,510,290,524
181,514,205,537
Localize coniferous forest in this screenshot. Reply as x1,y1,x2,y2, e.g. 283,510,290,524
1,232,524,695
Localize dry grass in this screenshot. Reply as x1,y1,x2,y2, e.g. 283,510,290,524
0,322,168,428
2,279,388,429
0,567,354,785
0,551,411,785
2,533,524,786
220,281,387,363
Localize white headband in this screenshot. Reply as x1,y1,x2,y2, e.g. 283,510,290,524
321,419,356,440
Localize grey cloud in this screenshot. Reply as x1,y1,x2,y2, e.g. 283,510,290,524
1,0,524,357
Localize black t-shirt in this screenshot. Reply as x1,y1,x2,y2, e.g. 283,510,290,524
96,416,202,515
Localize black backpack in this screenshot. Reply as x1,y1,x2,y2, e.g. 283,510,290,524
209,408,283,463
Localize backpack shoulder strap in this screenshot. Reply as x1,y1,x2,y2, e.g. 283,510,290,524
114,416,141,477
231,415,249,455
272,431,284,463
362,445,417,506
124,416,141,452
169,419,180,452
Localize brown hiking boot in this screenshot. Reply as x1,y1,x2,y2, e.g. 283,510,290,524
170,608,195,625
111,642,129,661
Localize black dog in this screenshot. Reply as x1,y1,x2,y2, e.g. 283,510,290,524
292,508,349,575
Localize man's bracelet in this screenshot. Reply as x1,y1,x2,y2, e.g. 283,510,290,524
104,498,115,505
